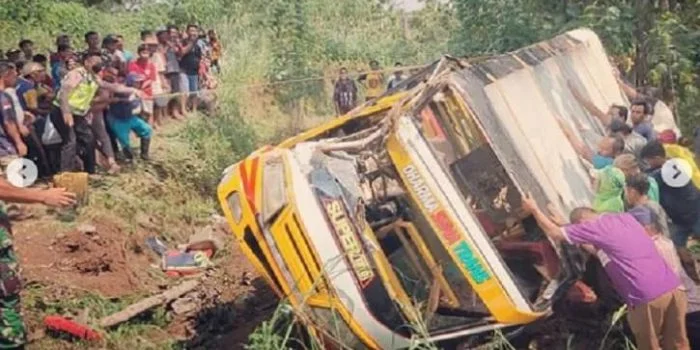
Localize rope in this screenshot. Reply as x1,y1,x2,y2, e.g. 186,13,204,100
148,63,431,99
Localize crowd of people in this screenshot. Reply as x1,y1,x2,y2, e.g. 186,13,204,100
0,28,698,348
0,24,222,349
0,24,222,180
528,68,700,349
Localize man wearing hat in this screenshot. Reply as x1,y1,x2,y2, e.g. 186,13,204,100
16,63,49,116
9,62,53,178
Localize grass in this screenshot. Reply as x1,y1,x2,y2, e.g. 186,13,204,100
24,281,175,350
22,109,257,349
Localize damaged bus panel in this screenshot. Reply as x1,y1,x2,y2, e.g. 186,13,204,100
218,28,621,348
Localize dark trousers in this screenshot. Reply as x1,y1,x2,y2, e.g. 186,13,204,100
49,106,96,174
22,128,52,178
43,144,61,176
689,311,700,350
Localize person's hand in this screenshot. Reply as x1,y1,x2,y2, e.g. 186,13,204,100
547,203,567,226
581,244,597,255
18,124,30,137
40,187,77,207
63,112,74,127
521,192,539,214
16,142,27,157
23,111,35,124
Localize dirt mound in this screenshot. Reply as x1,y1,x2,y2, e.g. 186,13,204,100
58,232,114,275
15,219,146,298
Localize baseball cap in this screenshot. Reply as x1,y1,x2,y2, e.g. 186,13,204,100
125,72,145,87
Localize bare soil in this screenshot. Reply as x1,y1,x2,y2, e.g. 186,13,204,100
16,217,146,298
11,207,275,349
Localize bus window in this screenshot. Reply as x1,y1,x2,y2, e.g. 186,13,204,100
375,221,489,332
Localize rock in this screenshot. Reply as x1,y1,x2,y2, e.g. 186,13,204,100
77,224,97,235
170,298,198,316
241,272,252,286
56,233,66,240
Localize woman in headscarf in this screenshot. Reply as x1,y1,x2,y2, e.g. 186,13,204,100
591,165,626,213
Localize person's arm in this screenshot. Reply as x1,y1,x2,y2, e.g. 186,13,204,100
568,81,610,126
615,75,641,101
4,119,26,156
521,193,567,242
58,70,82,126
179,40,195,57
0,178,76,206
556,118,594,161
96,78,141,96
1,101,26,156
22,88,40,116
90,89,112,110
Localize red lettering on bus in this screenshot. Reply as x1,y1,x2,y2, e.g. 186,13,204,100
432,210,460,245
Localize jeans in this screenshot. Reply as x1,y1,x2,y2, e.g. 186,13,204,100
49,106,96,174
107,115,152,150
186,74,199,92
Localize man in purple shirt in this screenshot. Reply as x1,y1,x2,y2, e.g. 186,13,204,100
521,193,689,350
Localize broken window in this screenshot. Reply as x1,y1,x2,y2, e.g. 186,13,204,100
375,220,490,332
411,85,559,307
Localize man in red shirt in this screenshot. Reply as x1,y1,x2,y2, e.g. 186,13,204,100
127,45,156,126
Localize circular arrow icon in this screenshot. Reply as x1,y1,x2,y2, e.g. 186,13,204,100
661,158,692,188
5,158,38,188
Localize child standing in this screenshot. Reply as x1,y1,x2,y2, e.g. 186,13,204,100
107,73,152,161
208,30,221,74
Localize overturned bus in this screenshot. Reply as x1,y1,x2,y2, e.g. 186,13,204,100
218,28,625,348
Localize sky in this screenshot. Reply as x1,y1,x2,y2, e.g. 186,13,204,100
394,0,425,11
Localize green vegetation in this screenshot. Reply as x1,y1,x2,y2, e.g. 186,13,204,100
2,0,699,348
452,0,700,135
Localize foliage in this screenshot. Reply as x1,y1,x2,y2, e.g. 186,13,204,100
452,0,700,135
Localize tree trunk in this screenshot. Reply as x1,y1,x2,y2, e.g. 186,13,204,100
633,0,654,87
